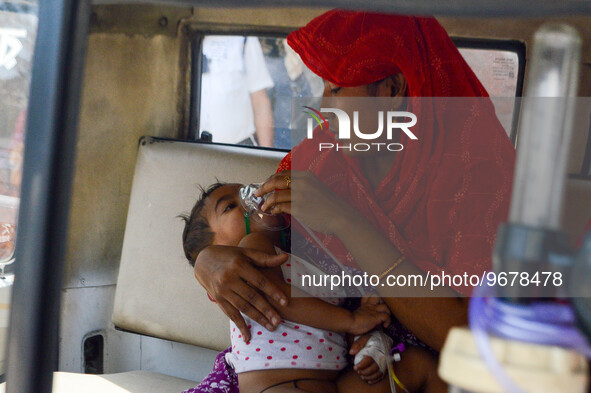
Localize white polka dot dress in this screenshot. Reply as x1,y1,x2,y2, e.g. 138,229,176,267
225,315,348,373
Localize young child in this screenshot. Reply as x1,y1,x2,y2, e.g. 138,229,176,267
181,182,444,393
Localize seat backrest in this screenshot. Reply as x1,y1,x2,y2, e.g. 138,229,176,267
113,138,283,351
112,137,591,352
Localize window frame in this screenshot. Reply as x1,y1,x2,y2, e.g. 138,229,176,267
189,31,526,150
452,37,526,144
188,28,294,153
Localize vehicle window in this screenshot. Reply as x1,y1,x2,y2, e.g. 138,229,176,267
455,40,525,140
195,34,322,150
194,35,524,149
0,1,37,379
0,3,37,269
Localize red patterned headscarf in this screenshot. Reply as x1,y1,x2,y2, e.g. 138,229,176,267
282,10,515,295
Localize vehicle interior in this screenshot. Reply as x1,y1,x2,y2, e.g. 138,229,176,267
1,2,591,392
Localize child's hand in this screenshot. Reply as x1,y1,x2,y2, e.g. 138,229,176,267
348,297,390,335
354,355,386,385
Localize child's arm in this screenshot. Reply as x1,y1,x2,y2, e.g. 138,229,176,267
238,232,390,336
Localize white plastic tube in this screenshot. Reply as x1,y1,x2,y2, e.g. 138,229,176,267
509,24,581,229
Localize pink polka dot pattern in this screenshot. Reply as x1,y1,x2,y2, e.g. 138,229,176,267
226,315,348,373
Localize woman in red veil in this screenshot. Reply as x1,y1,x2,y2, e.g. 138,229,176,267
191,9,515,393
254,8,515,348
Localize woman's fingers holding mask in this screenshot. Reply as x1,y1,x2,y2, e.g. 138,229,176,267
260,189,291,212
254,170,293,197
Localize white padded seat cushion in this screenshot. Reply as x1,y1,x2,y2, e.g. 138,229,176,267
113,138,283,351
0,371,198,393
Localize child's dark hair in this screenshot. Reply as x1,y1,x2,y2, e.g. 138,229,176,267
180,182,226,266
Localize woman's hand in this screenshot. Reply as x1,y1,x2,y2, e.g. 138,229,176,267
193,245,289,342
255,170,352,235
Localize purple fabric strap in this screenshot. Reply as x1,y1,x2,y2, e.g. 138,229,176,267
182,348,239,393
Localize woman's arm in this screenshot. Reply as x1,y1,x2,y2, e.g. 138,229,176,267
238,232,390,336
257,170,468,351
327,204,468,351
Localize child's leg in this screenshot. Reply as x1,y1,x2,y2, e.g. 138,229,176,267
239,370,338,393
254,379,337,393
336,369,391,393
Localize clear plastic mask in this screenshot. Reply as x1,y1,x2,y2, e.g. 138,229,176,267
239,183,290,231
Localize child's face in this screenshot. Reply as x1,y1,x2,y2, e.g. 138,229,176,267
205,184,256,247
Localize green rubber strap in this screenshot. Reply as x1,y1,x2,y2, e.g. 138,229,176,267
281,229,287,249
245,212,250,235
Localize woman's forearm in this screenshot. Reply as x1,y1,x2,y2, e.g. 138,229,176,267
333,209,457,297
333,209,468,351
383,297,468,351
